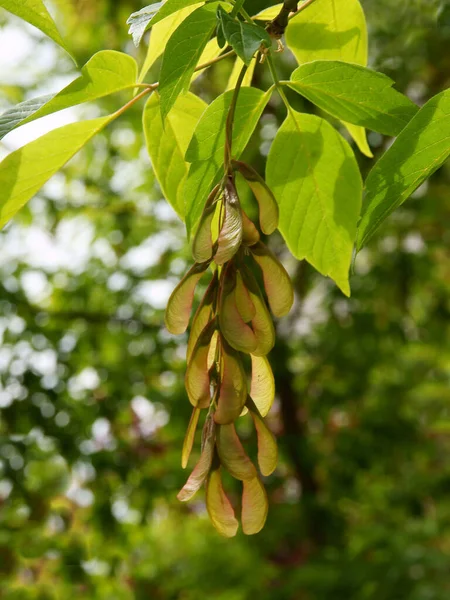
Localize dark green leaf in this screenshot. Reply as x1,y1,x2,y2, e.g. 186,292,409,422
357,89,450,250
216,5,271,65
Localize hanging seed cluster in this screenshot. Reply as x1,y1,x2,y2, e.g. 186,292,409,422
165,160,294,537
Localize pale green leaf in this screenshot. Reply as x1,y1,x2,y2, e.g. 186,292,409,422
285,0,369,154
357,89,450,250
285,0,367,65
216,6,271,65
159,5,217,120
127,1,165,46
184,87,271,236
226,56,256,90
138,5,202,83
252,4,282,20
0,51,137,141
0,94,53,141
0,0,73,59
287,61,418,137
0,116,115,229
143,92,207,219
128,0,205,46
266,109,362,296
344,122,373,158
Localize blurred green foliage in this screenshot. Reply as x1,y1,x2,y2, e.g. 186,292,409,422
0,0,450,598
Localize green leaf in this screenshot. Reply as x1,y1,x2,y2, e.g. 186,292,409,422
127,0,205,46
357,89,450,250
143,92,207,219
127,1,165,46
158,5,217,121
0,116,115,230
0,94,53,141
0,51,138,141
285,0,367,65
287,61,418,137
216,6,271,65
138,5,201,83
0,0,74,59
285,0,371,156
184,87,271,236
266,109,362,296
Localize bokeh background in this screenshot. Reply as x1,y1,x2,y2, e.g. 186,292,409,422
1,1,450,598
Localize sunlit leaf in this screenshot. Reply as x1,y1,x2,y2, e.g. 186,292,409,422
285,0,370,155
232,160,278,234
219,265,258,354
0,0,74,59
247,398,277,476
214,180,243,265
206,465,239,537
0,51,138,143
252,4,282,21
178,416,215,500
159,5,217,120
214,337,247,424
216,423,256,480
185,320,216,408
266,110,362,296
165,261,210,335
216,5,271,65
186,270,218,363
181,407,201,468
0,116,116,230
143,92,207,220
250,355,275,417
250,242,294,318
287,61,418,137
357,89,450,250
241,476,268,535
226,56,256,91
138,5,201,82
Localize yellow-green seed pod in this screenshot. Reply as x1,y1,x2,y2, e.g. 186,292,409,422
241,268,275,357
216,422,256,481
235,271,256,323
214,337,247,425
206,465,239,537
250,354,275,416
241,475,268,535
242,209,260,247
178,416,216,501
232,160,278,235
165,261,210,335
247,397,278,476
185,320,216,408
186,270,218,363
250,242,294,318
181,407,201,469
192,184,221,263
214,179,243,265
218,264,257,354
